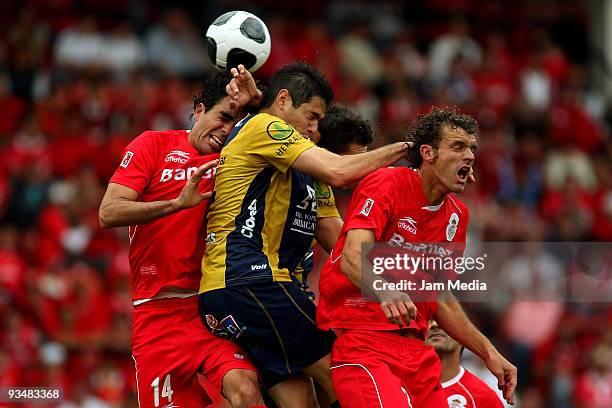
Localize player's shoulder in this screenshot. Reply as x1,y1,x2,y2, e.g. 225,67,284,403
461,369,504,405
242,112,295,134
133,129,187,145
138,129,186,138
361,166,419,190
226,113,298,147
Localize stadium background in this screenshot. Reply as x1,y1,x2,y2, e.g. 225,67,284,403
0,0,611,406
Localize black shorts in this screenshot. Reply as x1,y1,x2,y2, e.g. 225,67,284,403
198,280,336,387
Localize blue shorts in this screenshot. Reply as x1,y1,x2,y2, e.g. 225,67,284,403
199,280,336,387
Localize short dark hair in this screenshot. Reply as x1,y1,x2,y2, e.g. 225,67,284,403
318,104,374,154
261,61,334,109
192,71,233,112
406,106,478,167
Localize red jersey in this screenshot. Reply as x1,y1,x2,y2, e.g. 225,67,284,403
109,130,217,301
317,167,469,337
442,367,504,408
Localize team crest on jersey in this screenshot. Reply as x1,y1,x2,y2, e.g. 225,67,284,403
447,394,467,408
446,212,460,241
266,121,294,140
361,198,375,216
120,151,134,168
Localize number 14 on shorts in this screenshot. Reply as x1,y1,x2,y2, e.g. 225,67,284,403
151,374,173,407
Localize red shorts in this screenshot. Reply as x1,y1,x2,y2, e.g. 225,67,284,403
331,329,446,408
131,296,257,408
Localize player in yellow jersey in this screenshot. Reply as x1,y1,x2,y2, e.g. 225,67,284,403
198,62,410,408
293,104,375,297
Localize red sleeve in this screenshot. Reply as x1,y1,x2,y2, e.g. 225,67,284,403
109,131,157,194
344,169,395,241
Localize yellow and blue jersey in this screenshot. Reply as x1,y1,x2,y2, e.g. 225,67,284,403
292,180,340,287
200,113,321,293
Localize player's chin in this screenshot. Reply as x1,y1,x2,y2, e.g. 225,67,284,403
451,177,468,192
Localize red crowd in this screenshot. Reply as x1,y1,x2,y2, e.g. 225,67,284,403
0,0,610,407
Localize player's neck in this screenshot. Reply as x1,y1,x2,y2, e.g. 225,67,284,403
260,106,282,119
439,352,462,383
417,168,447,205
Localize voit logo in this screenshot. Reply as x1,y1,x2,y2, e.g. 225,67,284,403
165,150,190,164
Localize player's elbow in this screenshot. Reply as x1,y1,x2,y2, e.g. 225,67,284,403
98,205,115,229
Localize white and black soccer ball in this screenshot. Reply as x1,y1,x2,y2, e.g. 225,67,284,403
205,11,271,73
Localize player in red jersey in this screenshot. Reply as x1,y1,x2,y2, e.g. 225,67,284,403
99,69,266,408
317,107,517,407
426,320,505,408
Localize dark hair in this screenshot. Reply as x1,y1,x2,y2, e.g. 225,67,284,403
192,71,233,112
261,61,334,109
406,106,478,167
318,104,373,154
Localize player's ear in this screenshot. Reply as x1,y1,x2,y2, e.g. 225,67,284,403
420,144,436,163
194,103,206,120
277,89,291,111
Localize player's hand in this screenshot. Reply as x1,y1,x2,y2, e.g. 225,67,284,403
174,159,218,210
484,353,517,405
377,290,417,327
226,64,262,109
468,167,476,184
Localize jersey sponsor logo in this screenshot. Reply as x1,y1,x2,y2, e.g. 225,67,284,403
315,182,331,199
251,263,268,271
447,394,467,408
275,133,304,157
360,198,375,216
160,166,214,182
266,120,294,140
446,212,459,241
233,352,246,360
241,199,258,238
164,150,190,164
398,216,417,235
120,151,134,168
388,233,454,257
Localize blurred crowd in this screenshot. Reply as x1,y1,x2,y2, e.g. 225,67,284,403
0,0,610,407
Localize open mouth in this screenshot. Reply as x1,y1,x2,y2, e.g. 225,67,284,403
457,166,471,183
209,134,224,150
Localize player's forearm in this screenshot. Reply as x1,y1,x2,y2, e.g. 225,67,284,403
434,292,497,362
327,142,408,187
99,197,183,228
339,249,363,288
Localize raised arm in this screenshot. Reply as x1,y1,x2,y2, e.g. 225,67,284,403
292,143,409,188
434,290,517,405
99,160,217,228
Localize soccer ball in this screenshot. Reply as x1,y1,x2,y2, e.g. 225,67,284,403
205,11,271,73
